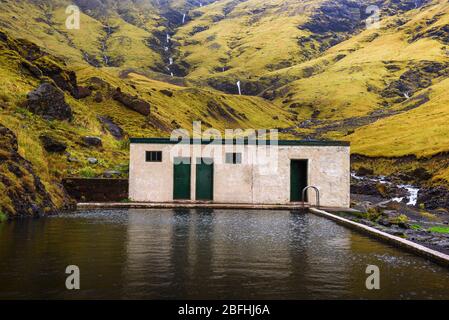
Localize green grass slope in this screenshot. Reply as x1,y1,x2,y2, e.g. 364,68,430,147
3,0,449,216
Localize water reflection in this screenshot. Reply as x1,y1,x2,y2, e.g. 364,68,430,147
0,209,449,299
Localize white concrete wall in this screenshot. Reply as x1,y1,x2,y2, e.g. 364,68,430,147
129,143,350,208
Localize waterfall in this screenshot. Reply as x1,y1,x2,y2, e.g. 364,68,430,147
169,57,173,65
166,34,171,43
236,81,242,95
182,14,186,24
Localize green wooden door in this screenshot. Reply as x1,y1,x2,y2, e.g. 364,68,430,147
173,157,191,200
196,158,214,201
290,160,308,202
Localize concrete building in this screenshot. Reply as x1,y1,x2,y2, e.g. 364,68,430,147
129,138,350,208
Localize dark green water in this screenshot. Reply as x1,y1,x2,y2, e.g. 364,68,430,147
0,209,448,299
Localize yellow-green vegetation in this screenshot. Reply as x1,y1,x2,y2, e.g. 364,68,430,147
429,226,449,234
365,207,382,221
0,210,7,222
175,0,317,79
390,214,409,225
3,0,449,216
419,210,439,220
0,0,296,216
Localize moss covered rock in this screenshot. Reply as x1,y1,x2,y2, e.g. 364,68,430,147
0,124,58,218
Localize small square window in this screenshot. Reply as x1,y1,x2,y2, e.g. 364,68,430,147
225,153,242,164
146,151,162,162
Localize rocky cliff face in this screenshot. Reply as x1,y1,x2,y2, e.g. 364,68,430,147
0,125,62,218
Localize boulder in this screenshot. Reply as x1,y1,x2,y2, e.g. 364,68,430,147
87,157,98,165
86,77,111,91
33,57,80,98
26,83,73,121
77,86,92,99
20,60,43,78
432,240,449,248
97,116,124,140
160,89,173,97
352,201,374,213
417,186,449,210
39,135,67,153
112,88,150,116
409,167,432,182
83,136,102,147
355,167,374,176
103,170,122,178
351,178,408,199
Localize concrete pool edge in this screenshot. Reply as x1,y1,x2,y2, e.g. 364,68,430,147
310,208,449,268
76,202,345,211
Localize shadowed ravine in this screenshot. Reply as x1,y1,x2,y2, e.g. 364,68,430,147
0,209,448,300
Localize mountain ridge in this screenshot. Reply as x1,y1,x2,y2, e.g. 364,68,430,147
2,0,449,216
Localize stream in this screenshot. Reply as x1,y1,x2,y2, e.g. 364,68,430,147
351,173,420,206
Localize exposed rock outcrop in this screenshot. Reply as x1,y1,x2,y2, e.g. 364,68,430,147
112,87,151,116
98,116,124,140
83,136,103,148
0,124,57,218
0,30,80,98
77,86,92,99
417,186,449,210
39,135,67,153
382,61,448,100
351,176,408,199
26,83,73,121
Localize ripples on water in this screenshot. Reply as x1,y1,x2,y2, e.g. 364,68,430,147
0,209,448,299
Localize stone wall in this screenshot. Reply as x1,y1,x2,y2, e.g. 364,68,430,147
63,178,129,202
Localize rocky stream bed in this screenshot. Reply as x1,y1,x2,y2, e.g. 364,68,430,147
349,171,449,255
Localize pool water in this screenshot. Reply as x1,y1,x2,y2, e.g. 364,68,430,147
0,209,448,299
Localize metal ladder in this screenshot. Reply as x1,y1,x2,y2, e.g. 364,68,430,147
302,186,320,210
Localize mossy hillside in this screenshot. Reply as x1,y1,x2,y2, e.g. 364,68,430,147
0,30,146,213
272,2,449,120
349,77,449,157
0,26,296,215
3,0,449,209
271,2,449,152
174,0,320,81
121,72,294,131
0,0,165,70
74,66,294,135
0,1,87,66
